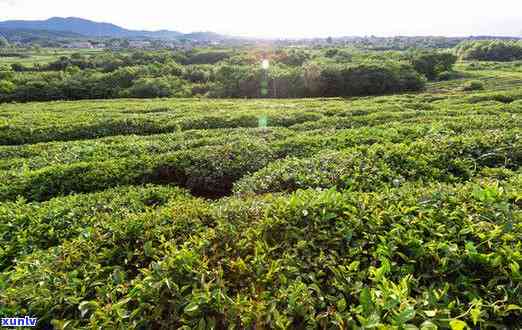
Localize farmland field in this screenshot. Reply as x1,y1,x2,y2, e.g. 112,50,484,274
0,59,521,329
0,48,104,66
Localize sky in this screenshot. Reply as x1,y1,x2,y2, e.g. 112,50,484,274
0,0,521,38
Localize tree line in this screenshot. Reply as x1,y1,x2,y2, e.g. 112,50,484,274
0,48,457,102
456,40,522,61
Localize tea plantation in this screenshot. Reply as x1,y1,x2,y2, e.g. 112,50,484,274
0,62,521,329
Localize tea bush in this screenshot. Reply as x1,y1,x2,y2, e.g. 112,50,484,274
235,130,522,195
1,179,520,328
1,62,522,328
462,80,485,91
0,185,191,270
0,139,277,201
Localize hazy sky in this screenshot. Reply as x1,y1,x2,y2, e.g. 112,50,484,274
1,0,521,38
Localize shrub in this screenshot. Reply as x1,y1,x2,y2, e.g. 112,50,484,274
277,49,312,66
182,50,232,65
234,131,522,195
2,180,520,328
0,140,277,201
457,40,522,61
0,94,521,328
0,185,190,270
462,80,485,91
437,70,460,81
0,79,15,95
314,63,426,97
467,92,521,104
410,52,457,80
124,77,190,98
324,48,353,62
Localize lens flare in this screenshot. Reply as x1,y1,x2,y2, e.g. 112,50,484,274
258,115,268,128
261,59,270,70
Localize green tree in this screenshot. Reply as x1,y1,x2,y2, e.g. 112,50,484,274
410,52,457,80
0,36,9,48
125,77,189,98
456,40,522,61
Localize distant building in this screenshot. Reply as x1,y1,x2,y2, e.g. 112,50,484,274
129,41,152,49
160,41,178,49
65,41,93,49
178,44,194,51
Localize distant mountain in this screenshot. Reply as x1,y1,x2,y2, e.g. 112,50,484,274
0,27,84,41
182,31,227,41
0,17,185,39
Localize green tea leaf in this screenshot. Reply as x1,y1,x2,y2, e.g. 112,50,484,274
337,297,347,312
449,320,468,330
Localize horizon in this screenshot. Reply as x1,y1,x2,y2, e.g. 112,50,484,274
1,0,522,38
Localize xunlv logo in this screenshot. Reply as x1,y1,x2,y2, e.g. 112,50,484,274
1,317,38,327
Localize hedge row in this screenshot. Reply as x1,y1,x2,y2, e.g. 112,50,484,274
1,177,520,328
0,128,291,171
2,129,520,203
0,185,191,270
235,130,522,195
0,140,276,202
0,123,461,171
2,113,521,172
1,93,520,145
0,111,325,146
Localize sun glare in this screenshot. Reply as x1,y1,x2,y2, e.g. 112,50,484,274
261,59,270,70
